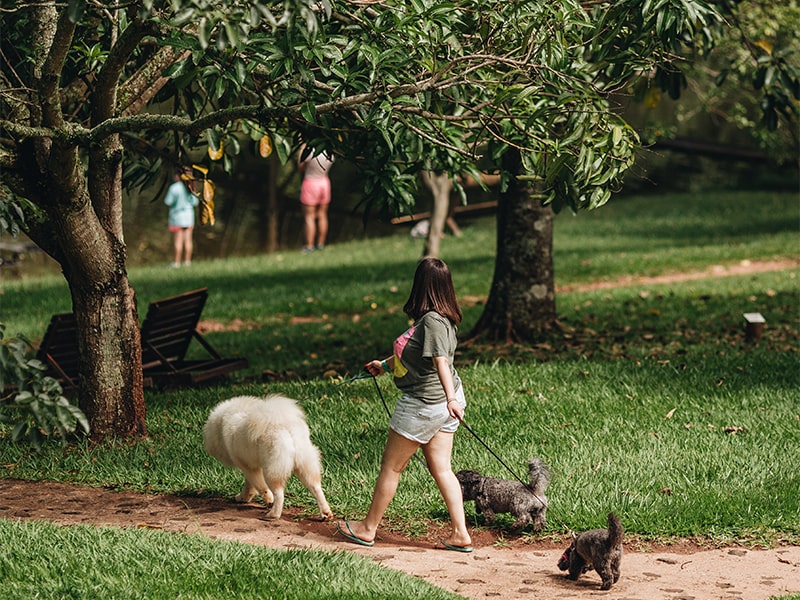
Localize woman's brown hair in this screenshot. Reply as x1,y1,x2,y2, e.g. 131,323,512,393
403,257,462,324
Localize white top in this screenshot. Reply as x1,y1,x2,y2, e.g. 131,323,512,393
300,149,334,179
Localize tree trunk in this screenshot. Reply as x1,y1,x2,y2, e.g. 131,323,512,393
467,148,556,343
70,281,147,440
420,171,453,258
265,152,280,252
19,139,147,440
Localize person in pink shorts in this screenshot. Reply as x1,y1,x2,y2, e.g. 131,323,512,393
298,144,335,253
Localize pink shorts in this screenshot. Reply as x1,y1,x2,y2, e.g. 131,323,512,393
300,177,331,207
169,225,193,232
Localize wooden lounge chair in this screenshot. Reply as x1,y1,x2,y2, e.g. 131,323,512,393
35,312,155,391
36,312,81,391
140,288,249,387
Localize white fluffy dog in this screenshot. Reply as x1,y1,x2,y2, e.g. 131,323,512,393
203,395,333,520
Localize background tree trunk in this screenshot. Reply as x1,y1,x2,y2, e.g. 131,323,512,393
467,149,556,343
420,171,453,258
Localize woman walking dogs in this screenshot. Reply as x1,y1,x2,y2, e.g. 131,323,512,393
337,258,473,553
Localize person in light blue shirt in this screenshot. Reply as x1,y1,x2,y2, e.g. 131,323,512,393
164,169,199,267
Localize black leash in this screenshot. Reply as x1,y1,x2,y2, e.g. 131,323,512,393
456,419,532,490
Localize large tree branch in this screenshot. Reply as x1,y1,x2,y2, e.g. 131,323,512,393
93,18,158,124
119,46,192,117
38,7,76,129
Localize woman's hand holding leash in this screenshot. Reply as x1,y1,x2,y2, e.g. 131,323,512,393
447,398,464,422
364,358,391,377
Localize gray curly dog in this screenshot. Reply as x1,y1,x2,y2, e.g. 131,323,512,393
558,512,624,590
456,458,550,532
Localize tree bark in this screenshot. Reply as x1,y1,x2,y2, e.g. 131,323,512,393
70,281,146,440
420,171,453,258
467,148,556,343
9,3,148,439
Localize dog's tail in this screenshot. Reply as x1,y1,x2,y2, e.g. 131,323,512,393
527,458,551,496
606,512,624,548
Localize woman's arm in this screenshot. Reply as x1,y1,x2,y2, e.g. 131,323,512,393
433,356,463,421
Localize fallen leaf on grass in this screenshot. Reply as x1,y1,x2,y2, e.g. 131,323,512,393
723,426,747,434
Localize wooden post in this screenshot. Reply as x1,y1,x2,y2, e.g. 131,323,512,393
743,313,766,343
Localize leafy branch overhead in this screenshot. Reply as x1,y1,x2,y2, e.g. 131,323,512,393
3,1,793,218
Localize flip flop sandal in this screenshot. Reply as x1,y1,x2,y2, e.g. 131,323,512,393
336,520,375,547
440,540,474,553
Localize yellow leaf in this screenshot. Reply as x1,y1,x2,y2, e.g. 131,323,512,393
259,134,273,158
200,197,215,226
203,179,215,204
200,180,215,226
208,142,224,161
191,164,209,176
754,39,773,55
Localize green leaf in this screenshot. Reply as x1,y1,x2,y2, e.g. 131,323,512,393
11,421,27,442
198,17,211,49
205,129,221,152
300,101,317,124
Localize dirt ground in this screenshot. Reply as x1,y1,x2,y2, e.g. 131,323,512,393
1,478,798,599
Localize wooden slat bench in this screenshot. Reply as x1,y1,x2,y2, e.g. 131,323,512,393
140,288,249,387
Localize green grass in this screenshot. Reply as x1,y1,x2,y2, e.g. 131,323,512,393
0,519,460,600
0,190,798,597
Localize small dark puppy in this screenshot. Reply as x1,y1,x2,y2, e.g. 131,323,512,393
558,512,624,590
456,458,550,532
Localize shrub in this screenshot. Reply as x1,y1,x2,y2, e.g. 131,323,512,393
0,323,89,449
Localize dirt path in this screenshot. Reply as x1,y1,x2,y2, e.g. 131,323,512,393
556,258,798,293
2,479,798,599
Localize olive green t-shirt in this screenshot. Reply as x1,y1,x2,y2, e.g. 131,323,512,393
392,311,461,403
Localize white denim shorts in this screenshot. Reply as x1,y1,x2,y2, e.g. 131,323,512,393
389,388,466,444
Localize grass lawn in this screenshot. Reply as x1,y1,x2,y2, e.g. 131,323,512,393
0,190,798,598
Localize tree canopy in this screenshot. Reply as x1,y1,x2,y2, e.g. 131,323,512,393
1,0,795,438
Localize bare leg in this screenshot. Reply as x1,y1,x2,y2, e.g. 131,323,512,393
422,430,472,548
344,430,419,543
315,204,329,247
182,228,193,264
172,231,182,265
302,204,316,249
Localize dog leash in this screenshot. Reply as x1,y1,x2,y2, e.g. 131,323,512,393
456,419,531,490
343,371,428,469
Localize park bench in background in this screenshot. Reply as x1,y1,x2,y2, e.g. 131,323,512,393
33,288,247,392
35,312,156,391
140,287,249,387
